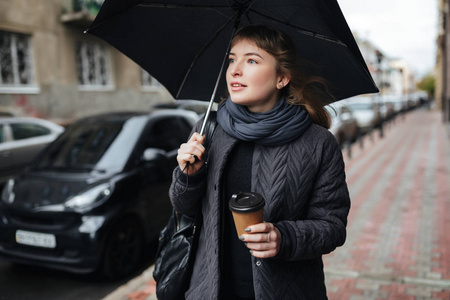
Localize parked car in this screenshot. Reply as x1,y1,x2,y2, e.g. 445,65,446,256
345,96,382,134
153,99,218,117
0,109,199,279
383,94,408,115
325,102,359,147
0,117,64,185
376,96,395,123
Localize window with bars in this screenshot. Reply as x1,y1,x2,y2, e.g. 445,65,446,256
0,31,35,89
76,41,112,89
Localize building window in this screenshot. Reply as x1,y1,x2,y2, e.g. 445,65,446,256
72,0,104,15
142,70,162,91
0,30,37,93
76,41,112,90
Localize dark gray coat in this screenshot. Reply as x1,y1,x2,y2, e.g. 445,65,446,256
169,122,350,300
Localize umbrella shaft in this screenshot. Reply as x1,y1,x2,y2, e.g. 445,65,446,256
199,27,237,136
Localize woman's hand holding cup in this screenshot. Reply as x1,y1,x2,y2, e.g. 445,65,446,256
239,222,282,258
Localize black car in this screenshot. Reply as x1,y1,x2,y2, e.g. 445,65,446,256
0,109,199,279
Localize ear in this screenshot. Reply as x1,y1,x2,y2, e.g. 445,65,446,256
277,74,291,90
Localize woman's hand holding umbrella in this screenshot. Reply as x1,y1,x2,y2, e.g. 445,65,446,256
177,132,206,175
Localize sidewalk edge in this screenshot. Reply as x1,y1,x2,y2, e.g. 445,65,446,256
102,265,155,300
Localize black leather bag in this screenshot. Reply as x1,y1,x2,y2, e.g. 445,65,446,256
153,111,217,300
153,210,201,300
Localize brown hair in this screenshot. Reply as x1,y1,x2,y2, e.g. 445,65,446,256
230,25,334,129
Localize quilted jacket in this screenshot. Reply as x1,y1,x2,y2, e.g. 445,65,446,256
169,121,350,300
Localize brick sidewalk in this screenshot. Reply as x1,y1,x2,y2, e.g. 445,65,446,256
104,108,450,300
324,108,450,299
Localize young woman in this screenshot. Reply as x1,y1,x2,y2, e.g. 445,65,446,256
170,25,350,300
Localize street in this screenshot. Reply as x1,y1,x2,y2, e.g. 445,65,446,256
0,254,154,300
0,260,128,300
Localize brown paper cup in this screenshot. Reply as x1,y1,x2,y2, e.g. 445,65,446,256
229,192,265,237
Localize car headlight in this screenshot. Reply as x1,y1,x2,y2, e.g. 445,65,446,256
65,183,111,211
1,179,15,204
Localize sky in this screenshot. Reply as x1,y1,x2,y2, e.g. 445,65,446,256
338,0,438,77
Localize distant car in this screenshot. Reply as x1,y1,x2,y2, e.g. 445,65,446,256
0,117,64,185
382,94,408,115
325,102,359,147
377,98,394,122
0,109,199,279
378,95,399,121
345,96,382,134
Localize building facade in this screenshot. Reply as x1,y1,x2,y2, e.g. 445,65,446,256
437,0,450,122
354,34,416,98
0,0,173,123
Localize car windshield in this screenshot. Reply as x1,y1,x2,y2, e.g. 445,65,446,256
34,116,147,173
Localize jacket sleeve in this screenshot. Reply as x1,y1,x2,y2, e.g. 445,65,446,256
168,119,207,217
275,133,350,261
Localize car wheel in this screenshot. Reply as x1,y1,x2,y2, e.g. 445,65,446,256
100,218,144,280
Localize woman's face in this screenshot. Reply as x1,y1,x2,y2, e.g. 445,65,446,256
226,39,290,113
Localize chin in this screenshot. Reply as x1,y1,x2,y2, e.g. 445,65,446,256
229,96,252,106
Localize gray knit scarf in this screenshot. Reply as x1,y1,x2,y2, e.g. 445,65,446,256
217,97,312,146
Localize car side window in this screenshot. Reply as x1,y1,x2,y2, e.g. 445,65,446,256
10,123,51,140
0,125,4,143
146,117,192,152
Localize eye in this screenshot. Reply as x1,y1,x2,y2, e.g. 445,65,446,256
248,59,257,64
228,58,235,64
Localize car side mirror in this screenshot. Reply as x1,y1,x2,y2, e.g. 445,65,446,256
142,148,167,161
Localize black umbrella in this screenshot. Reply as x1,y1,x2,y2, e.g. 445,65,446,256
86,0,378,133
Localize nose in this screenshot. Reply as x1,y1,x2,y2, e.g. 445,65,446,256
228,61,242,77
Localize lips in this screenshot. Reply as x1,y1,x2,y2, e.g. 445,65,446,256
230,82,247,90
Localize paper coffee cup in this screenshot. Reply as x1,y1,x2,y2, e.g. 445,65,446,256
229,192,265,237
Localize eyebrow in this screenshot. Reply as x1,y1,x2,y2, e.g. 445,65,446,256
229,52,264,60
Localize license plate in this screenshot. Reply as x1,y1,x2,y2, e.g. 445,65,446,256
15,230,56,249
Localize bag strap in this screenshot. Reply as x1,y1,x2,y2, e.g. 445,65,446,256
174,110,217,195
203,110,218,158
193,111,217,224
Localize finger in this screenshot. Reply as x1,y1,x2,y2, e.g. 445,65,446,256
239,233,271,243
244,222,272,234
249,248,278,258
178,143,205,160
245,240,275,251
179,139,205,153
178,153,197,164
189,132,205,144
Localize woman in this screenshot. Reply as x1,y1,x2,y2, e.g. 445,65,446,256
170,25,350,300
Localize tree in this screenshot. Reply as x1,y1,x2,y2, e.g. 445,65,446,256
417,73,435,98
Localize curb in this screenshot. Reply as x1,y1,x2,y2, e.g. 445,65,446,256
102,265,157,300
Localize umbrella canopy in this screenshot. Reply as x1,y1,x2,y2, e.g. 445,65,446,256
87,0,378,104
